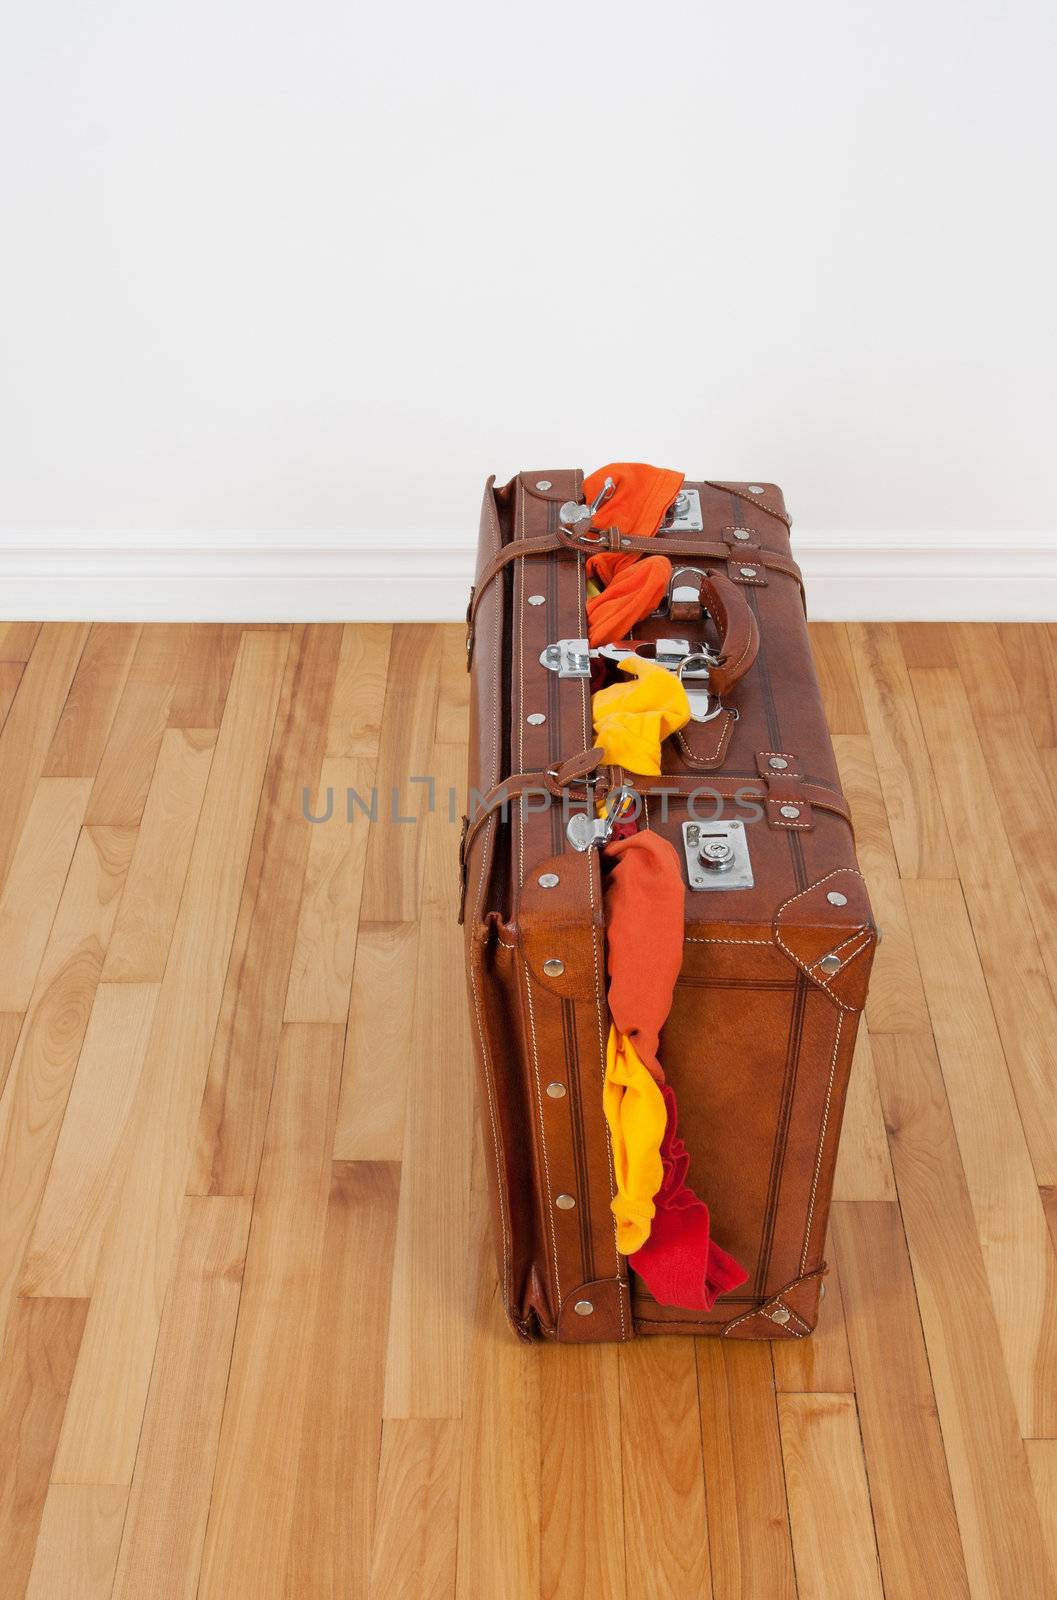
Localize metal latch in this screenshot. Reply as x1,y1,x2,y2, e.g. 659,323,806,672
661,489,703,532
539,637,726,724
559,476,615,530
682,819,753,890
540,639,591,677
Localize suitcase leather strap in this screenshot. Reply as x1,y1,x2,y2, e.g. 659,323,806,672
458,756,854,923
466,532,804,662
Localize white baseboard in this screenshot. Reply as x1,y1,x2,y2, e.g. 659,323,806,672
1,529,1054,622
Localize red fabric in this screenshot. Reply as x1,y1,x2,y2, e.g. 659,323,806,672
583,462,684,586
586,554,671,648
629,1085,749,1310
602,832,684,1085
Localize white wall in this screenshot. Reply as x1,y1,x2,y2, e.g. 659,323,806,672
1,0,1055,618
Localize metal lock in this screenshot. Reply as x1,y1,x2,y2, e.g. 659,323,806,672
682,820,754,890
660,488,704,532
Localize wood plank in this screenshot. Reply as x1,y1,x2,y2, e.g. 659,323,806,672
911,666,1057,1185
0,623,90,894
832,1022,896,1201
101,728,217,983
167,623,243,729
619,1336,711,1600
809,622,866,733
833,734,931,1034
540,1343,625,1600
696,1339,797,1600
847,621,955,879
0,1012,21,1100
0,1299,89,1599
0,661,23,729
359,624,442,921
25,1485,128,1600
1025,1441,1057,1585
84,623,190,828
283,756,371,1023
42,623,140,778
904,880,1057,1437
0,777,93,1011
383,745,473,1420
455,1202,540,1600
50,631,288,1485
284,1161,401,1600
1043,1182,1057,1258
831,1200,969,1600
110,1195,251,1600
772,1233,855,1394
871,1034,1055,1598
896,621,955,668
0,823,133,1352
333,921,418,1161
21,982,159,1298
0,621,41,662
778,1393,884,1600
190,624,341,1196
369,1420,460,1600
198,1023,343,1600
435,622,471,745
950,624,1057,1007
998,622,1057,749
326,622,392,759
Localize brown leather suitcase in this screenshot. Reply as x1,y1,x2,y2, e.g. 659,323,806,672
461,471,876,1342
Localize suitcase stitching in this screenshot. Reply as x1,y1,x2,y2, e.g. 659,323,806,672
516,479,564,1318
673,709,736,768
799,1009,844,1274
466,484,513,1322
522,957,562,1309
773,868,871,1010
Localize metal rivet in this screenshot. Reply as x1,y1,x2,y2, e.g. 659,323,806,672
770,1305,790,1325
739,566,758,579
748,484,764,494
546,1081,567,1099
535,480,552,491
527,712,546,726
780,804,800,819
768,756,789,770
573,1299,594,1316
733,528,751,541
538,872,559,889
543,958,565,977
555,1193,576,1210
827,890,848,907
819,954,841,975
528,593,546,606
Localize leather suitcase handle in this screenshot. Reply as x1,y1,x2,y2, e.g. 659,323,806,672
688,569,760,697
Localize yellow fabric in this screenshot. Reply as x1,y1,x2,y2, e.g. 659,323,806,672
602,1025,668,1254
591,656,691,776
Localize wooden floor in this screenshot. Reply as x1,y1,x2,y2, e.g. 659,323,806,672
0,619,1056,1599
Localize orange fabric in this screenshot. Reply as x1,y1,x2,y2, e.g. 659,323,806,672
586,553,671,648
602,831,685,1084
584,461,684,587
